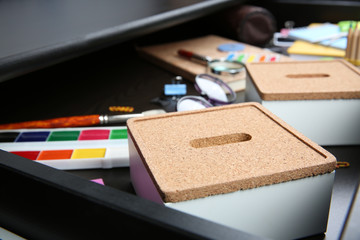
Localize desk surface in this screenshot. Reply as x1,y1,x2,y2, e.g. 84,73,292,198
1,5,360,236
0,0,238,82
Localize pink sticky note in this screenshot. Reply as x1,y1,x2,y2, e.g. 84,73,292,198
91,178,105,185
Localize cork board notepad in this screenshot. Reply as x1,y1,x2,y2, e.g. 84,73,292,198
136,35,291,91
246,59,360,100
127,102,336,203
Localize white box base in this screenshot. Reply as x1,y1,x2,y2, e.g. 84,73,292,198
166,172,334,240
245,77,360,146
129,134,335,240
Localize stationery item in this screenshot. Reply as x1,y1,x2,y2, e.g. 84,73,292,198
227,52,280,63
164,84,187,96
0,109,166,129
273,32,295,47
287,40,345,60
91,178,105,185
177,49,211,65
164,76,187,96
345,24,360,66
288,23,347,50
177,49,245,76
176,74,236,111
338,20,360,32
336,161,350,168
217,43,245,52
108,106,134,112
136,35,292,92
0,127,129,170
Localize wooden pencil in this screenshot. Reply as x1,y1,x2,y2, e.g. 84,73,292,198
355,26,360,66
345,23,360,66
345,24,353,61
350,24,359,65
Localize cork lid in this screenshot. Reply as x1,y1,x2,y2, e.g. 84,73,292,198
246,59,360,100
127,103,336,203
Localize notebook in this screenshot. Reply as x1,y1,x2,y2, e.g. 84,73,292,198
287,40,345,59
288,23,347,50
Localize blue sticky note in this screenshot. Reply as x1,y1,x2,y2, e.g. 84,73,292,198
320,37,347,50
218,43,245,52
164,84,187,96
289,24,344,41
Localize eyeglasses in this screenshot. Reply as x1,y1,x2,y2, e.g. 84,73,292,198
177,74,237,112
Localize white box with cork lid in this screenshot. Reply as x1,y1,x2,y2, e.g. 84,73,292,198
127,103,336,240
245,59,360,145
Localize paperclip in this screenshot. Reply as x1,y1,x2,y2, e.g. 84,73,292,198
108,106,134,112
336,161,350,168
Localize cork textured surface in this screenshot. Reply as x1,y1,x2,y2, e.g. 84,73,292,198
246,59,360,100
137,35,292,92
127,102,336,202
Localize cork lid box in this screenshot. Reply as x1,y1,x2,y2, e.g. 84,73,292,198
245,60,360,145
127,102,335,202
246,59,360,101
127,102,336,239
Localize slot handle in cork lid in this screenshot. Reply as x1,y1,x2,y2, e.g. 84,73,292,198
286,73,330,78
190,133,251,148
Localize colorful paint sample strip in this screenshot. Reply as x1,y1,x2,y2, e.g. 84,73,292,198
0,127,129,170
227,53,281,63
0,127,128,143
